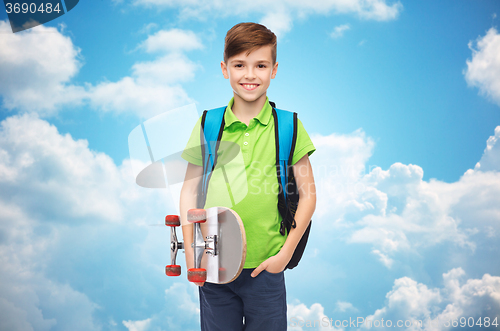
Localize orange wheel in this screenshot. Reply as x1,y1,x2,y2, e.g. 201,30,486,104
187,209,206,223
165,215,180,227
165,265,181,276
187,268,207,283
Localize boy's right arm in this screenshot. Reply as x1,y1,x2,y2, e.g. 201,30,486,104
179,162,203,270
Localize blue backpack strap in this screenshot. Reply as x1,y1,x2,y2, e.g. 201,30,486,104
274,108,295,200
273,105,310,270
272,107,298,235
199,106,226,207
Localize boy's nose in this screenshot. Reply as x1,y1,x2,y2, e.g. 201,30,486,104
244,68,256,79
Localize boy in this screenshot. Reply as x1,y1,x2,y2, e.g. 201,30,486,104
180,22,316,330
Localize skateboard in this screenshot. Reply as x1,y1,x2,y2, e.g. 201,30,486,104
165,207,246,285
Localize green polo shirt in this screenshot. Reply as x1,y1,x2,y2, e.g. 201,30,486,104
182,97,315,268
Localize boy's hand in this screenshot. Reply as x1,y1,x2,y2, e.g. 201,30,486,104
250,252,290,277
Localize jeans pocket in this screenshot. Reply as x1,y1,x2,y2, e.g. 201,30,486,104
261,269,285,288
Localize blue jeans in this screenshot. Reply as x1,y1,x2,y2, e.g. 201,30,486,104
199,269,287,331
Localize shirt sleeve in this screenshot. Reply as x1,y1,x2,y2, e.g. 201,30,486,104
291,118,316,165
181,116,203,166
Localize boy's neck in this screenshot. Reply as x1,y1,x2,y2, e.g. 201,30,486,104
231,93,268,126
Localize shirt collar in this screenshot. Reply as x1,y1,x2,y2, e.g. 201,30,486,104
224,97,273,128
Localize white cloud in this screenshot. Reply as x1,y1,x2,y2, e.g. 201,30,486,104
140,28,203,53
364,277,441,328
311,129,375,220
344,160,500,265
355,0,402,21
331,24,351,39
260,10,294,39
0,106,498,331
335,300,359,312
0,20,86,115
88,75,194,119
351,162,477,250
130,0,402,36
310,125,500,269
371,249,394,268
121,282,200,331
288,126,500,331
164,282,200,316
288,301,340,330
139,22,159,34
0,114,174,329
465,28,500,107
0,113,127,221
362,269,500,330
88,29,201,118
0,22,201,118
123,318,152,331
0,194,101,331
473,126,500,172
430,170,500,239
132,53,199,85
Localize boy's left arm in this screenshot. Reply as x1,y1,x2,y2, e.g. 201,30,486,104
251,154,316,277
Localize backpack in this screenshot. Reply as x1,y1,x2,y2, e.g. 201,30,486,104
197,101,311,270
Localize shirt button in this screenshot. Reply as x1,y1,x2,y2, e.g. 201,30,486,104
243,142,248,145
245,133,249,136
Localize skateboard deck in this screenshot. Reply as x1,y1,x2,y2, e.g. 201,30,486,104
165,207,246,284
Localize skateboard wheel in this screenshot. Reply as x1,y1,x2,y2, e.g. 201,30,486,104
165,215,180,227
165,265,181,276
187,268,207,283
187,209,206,223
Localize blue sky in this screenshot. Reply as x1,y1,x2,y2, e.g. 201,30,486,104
1,0,500,330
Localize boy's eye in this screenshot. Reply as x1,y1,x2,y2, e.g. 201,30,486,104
234,64,243,68
258,64,266,68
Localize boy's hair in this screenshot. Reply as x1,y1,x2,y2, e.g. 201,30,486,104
223,22,277,64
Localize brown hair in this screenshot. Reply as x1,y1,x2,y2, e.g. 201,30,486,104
223,22,277,64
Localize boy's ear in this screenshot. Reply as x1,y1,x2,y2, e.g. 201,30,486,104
221,61,229,79
271,62,278,79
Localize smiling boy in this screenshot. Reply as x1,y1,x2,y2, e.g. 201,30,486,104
180,22,316,330
221,39,277,125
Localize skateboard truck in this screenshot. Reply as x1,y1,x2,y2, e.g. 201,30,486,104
187,209,213,284
165,215,183,276
193,229,218,259
165,207,245,284
164,209,218,284
204,235,218,256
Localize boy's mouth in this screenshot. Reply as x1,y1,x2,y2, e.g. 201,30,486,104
240,83,259,91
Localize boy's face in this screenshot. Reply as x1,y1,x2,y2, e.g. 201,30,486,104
221,45,278,105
